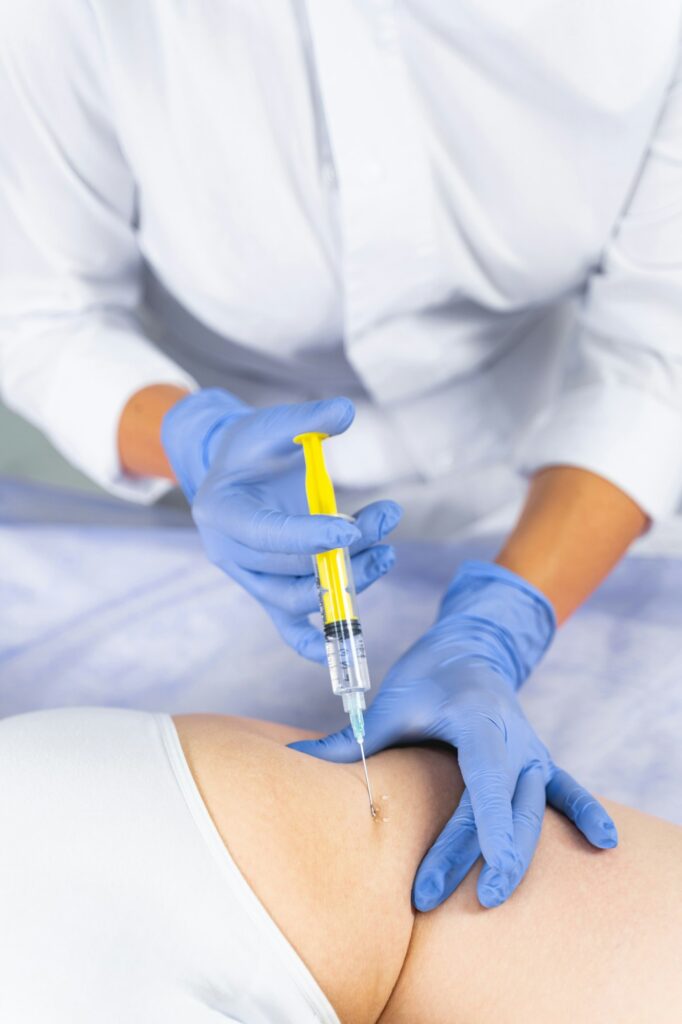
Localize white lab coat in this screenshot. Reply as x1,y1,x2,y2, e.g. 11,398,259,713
1,1,682,528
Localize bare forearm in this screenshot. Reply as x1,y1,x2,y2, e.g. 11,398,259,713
496,466,648,624
117,384,190,480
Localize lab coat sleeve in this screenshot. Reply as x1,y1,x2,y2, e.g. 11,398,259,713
0,1,197,502
519,40,682,520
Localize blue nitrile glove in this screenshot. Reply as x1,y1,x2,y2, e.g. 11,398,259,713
162,389,402,661
291,560,617,909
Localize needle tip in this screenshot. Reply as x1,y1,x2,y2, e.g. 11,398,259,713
358,740,377,818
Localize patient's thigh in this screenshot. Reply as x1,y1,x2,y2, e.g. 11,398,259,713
173,715,462,1024
175,715,682,1024
383,800,682,1024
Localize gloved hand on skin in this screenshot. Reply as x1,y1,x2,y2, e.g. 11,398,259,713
162,388,402,661
291,561,618,909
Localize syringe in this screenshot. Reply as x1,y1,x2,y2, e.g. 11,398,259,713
294,431,377,819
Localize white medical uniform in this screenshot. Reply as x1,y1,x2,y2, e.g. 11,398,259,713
1,1,682,528
0,707,340,1024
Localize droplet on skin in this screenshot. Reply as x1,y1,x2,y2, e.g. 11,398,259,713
373,793,390,824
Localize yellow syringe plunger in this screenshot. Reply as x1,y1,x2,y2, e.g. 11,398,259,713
293,432,356,626
293,432,338,516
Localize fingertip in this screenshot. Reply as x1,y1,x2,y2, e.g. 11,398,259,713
573,798,619,850
352,546,395,594
478,884,507,909
272,609,325,662
376,545,396,573
592,834,618,850
341,522,363,545
588,818,619,849
325,396,356,434
477,844,524,908
326,519,362,549
368,544,396,579
304,517,360,553
288,739,317,755
413,856,472,912
290,728,361,764
287,397,355,449
297,633,326,663
546,771,619,852
287,737,346,759
488,847,518,878
379,501,403,536
352,500,403,544
412,872,444,913
477,863,519,908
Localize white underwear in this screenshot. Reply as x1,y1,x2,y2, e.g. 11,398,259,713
0,707,339,1024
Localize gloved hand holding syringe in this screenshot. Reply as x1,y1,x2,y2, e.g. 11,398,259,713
166,391,617,908
294,431,377,818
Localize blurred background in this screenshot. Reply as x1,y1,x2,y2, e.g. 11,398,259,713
0,399,190,526
0,397,101,493
0,399,99,494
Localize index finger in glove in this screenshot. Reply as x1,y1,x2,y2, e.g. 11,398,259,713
194,489,360,555
233,545,395,617
225,499,402,574
348,500,402,553
477,760,545,907
455,715,518,879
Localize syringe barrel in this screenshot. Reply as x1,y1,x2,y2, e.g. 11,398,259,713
312,544,371,701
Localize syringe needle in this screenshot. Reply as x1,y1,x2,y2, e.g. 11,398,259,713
358,740,377,818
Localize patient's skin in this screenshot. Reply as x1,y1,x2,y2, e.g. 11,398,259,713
174,715,682,1024
175,714,454,1023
